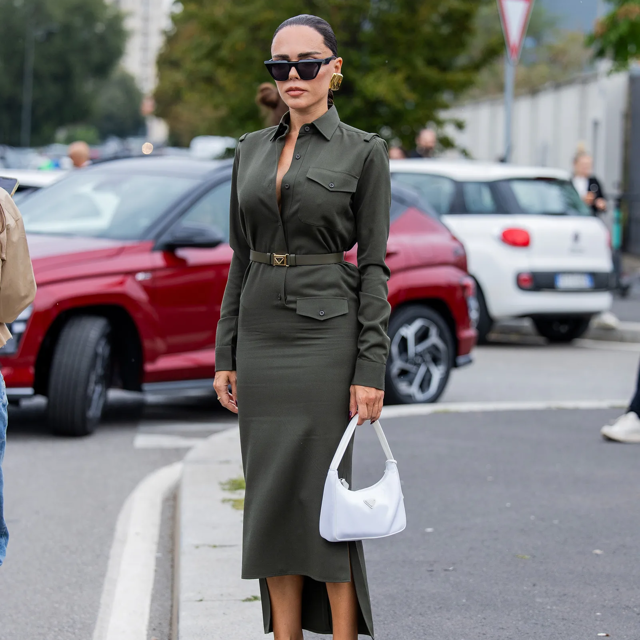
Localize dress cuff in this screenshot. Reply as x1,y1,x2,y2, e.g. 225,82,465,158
351,358,386,391
215,345,235,372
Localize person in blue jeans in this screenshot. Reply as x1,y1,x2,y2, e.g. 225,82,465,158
0,186,39,566
0,371,8,565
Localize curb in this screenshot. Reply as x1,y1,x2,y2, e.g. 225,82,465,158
489,319,640,344
176,427,264,640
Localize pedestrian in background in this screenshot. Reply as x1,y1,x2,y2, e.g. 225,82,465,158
601,359,640,443
213,14,391,640
67,141,91,169
572,150,607,216
256,82,289,127
409,126,437,158
389,144,407,159
0,188,38,566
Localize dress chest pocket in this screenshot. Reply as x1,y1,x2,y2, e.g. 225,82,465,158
299,167,358,228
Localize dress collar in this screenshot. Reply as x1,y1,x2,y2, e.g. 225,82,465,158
269,104,340,142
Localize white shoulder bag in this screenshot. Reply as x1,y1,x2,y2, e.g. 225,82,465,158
319,415,407,542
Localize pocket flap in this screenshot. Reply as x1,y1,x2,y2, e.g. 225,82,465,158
296,297,349,321
306,168,358,193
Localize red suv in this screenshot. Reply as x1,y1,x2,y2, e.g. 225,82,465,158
4,157,477,436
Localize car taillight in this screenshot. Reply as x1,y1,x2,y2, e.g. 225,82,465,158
501,228,530,247
460,276,476,299
517,272,535,289
460,276,479,328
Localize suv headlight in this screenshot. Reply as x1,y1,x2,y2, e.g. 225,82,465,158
0,305,33,355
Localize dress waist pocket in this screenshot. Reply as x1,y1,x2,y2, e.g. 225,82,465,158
296,297,349,321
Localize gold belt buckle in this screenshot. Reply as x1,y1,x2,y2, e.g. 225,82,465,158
272,253,289,267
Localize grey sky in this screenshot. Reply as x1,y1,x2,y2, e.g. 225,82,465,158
537,0,606,32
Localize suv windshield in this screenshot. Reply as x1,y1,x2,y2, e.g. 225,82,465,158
20,171,199,239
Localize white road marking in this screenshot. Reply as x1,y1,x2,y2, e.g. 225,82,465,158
137,421,236,433
134,433,209,449
380,399,627,419
92,462,183,640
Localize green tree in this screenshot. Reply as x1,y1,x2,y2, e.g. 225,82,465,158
90,68,145,139
155,0,503,148
588,1,640,71
0,0,125,146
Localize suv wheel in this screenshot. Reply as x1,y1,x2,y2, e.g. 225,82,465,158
48,316,112,437
385,305,454,404
533,316,591,343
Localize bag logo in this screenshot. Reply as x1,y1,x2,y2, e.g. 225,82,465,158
364,499,376,509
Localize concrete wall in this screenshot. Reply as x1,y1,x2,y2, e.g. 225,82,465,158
443,69,630,200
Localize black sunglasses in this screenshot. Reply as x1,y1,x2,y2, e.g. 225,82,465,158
264,55,337,82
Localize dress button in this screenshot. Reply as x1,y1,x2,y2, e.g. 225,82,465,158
295,154,301,159
329,182,335,188
304,126,310,132
284,183,290,189
319,310,325,316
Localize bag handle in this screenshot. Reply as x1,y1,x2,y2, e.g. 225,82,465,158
329,415,395,471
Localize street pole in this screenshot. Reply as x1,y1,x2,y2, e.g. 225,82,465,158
20,20,35,148
504,53,515,163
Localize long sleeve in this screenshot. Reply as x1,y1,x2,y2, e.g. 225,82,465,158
0,190,37,324
214,139,251,371
350,136,392,390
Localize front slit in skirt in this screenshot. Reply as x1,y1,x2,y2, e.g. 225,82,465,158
235,286,374,637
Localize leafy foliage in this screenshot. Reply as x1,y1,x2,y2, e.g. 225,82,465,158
90,69,145,140
588,1,640,71
0,0,125,146
155,0,503,148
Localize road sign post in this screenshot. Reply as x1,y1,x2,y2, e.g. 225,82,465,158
497,0,535,162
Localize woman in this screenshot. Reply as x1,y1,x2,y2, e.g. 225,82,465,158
572,150,607,216
213,14,391,640
0,187,38,566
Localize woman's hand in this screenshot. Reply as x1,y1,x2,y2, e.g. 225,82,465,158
214,370,238,414
349,385,384,424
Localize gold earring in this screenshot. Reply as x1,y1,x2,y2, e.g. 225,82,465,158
330,72,343,91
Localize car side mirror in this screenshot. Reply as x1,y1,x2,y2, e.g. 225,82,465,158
161,223,224,251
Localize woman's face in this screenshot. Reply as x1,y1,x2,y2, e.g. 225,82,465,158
574,155,593,177
270,25,342,111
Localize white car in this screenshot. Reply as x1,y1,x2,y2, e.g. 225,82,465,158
390,159,613,343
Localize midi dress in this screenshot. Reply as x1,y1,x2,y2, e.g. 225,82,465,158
214,104,392,637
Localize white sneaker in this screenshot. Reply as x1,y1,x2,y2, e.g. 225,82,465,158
601,412,640,443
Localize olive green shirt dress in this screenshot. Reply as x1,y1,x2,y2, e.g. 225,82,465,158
215,104,392,637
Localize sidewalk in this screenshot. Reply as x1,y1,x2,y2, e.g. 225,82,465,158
177,428,263,640
489,316,640,344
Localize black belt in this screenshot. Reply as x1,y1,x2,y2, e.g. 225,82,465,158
250,250,344,267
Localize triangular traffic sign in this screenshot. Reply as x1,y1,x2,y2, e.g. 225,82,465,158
497,0,535,63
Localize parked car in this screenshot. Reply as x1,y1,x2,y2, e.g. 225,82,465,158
2,157,477,436
390,159,614,342
0,169,67,204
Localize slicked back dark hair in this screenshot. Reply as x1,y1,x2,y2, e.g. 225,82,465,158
272,14,338,108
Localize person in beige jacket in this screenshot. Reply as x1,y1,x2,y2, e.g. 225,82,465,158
0,186,37,566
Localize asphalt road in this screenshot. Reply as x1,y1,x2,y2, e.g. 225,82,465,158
0,338,638,640
349,408,640,640
611,280,640,322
